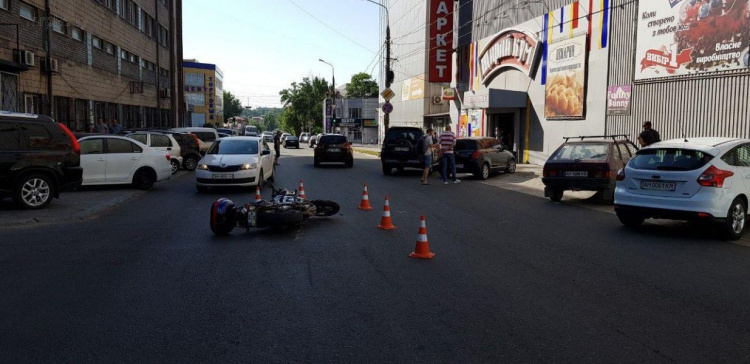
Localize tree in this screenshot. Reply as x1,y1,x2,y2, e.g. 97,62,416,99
222,91,244,121
345,72,378,98
279,76,329,135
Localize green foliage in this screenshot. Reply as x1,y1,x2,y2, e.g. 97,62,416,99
222,91,244,120
345,72,378,98
279,76,329,136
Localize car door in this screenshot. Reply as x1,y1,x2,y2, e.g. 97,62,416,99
105,138,142,183
79,138,106,183
260,140,272,179
0,122,23,190
721,143,750,193
486,138,502,168
150,133,176,158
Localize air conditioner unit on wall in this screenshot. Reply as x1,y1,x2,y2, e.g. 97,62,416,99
41,58,59,72
14,50,35,67
160,88,171,99
432,95,443,105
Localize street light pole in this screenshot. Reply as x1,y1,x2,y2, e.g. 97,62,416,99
319,58,335,133
363,0,391,133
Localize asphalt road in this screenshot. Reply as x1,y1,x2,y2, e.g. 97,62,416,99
2,146,750,363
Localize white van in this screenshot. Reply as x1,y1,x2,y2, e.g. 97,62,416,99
170,127,219,154
244,125,259,136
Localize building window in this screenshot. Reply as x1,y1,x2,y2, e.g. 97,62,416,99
0,0,9,11
71,27,83,41
19,2,36,21
105,43,114,55
121,49,128,60
129,54,136,63
350,108,362,119
145,15,154,38
92,36,102,49
148,62,155,71
52,17,65,34
158,26,169,47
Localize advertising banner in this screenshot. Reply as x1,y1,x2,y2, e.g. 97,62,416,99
400,76,425,101
607,85,632,115
635,0,750,80
428,0,453,83
545,34,588,119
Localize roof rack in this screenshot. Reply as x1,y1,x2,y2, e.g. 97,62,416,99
563,134,631,143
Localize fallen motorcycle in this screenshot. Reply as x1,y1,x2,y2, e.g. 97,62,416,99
209,185,340,236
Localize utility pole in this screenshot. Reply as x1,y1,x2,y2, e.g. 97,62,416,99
364,0,392,132
44,0,52,116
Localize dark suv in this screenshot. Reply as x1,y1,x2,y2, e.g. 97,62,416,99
0,113,83,209
381,127,439,175
151,130,202,171
542,135,638,202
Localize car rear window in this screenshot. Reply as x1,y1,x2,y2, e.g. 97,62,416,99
551,143,609,161
208,139,258,155
385,129,420,143
455,140,477,151
320,135,347,144
629,148,713,171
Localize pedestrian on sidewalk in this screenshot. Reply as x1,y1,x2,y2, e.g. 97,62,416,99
420,128,436,185
439,125,460,185
95,118,109,134
638,121,661,147
273,130,281,165
110,118,122,134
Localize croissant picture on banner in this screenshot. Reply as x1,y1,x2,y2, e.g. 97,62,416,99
545,34,588,119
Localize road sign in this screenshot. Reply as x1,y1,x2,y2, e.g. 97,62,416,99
380,88,395,101
382,102,393,114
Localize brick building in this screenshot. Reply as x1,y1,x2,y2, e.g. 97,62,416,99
0,0,184,131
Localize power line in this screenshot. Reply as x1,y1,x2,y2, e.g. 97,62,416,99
287,0,378,54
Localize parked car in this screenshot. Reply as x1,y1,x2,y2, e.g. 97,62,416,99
314,134,353,168
309,133,323,148
170,127,219,155
280,133,291,143
299,133,311,143
195,136,275,192
244,125,259,137
217,128,240,136
126,131,183,174
454,137,516,179
542,135,637,202
380,127,439,175
614,138,750,240
284,135,300,148
261,131,274,143
0,112,82,209
78,135,172,189
149,130,202,171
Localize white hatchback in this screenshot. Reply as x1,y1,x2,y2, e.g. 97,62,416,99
195,136,275,192
78,135,173,189
615,138,750,240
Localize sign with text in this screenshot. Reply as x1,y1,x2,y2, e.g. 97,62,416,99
545,34,588,119
478,27,541,85
401,76,425,101
635,0,750,80
428,0,454,83
607,85,632,115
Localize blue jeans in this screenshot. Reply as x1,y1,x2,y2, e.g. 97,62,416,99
441,153,456,182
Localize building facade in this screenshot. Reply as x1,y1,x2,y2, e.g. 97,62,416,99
183,60,222,127
0,0,184,131
380,0,750,165
325,97,379,144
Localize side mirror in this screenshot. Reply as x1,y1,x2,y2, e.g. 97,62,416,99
261,150,271,155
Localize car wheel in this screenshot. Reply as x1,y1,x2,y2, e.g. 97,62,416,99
132,168,156,190
549,188,564,202
382,164,392,175
183,155,199,171
617,210,645,228
170,159,180,174
505,158,516,173
257,169,264,190
396,166,404,174
13,174,53,210
314,158,320,167
196,185,209,193
269,165,275,182
721,197,746,240
345,159,353,168
475,163,490,180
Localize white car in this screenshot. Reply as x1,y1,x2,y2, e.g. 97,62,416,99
78,135,173,189
126,132,183,174
614,138,750,240
195,136,275,192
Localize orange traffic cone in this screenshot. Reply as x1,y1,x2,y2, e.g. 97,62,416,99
298,180,307,199
376,196,397,230
409,216,435,259
255,186,262,203
358,183,373,210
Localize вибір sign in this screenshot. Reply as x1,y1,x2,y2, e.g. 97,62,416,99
428,0,453,83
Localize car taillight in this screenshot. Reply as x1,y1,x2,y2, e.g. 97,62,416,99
58,123,80,155
616,168,625,181
191,133,201,146
697,165,734,188
593,170,612,179
165,154,171,161
470,150,481,160
543,168,557,177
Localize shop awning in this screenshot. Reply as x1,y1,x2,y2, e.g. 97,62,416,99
0,59,30,73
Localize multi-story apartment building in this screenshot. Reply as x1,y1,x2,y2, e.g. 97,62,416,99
0,0,184,131
183,60,222,127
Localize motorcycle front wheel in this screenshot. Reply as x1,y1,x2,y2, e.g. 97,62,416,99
311,200,340,216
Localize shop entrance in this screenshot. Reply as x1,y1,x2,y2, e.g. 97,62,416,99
488,113,515,150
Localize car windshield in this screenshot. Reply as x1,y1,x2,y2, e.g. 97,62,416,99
455,140,477,151
207,139,258,155
385,129,420,143
629,148,714,171
320,135,347,144
551,143,609,161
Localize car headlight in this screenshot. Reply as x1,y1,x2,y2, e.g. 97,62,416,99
240,163,257,170
198,164,209,170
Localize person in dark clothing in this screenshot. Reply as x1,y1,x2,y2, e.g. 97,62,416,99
273,130,281,165
638,121,661,147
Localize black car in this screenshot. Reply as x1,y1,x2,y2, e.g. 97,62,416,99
284,135,300,148
380,127,439,175
314,134,353,167
0,113,83,209
454,137,516,179
542,135,638,202
147,130,202,171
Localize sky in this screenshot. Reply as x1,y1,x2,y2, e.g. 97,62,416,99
182,0,384,108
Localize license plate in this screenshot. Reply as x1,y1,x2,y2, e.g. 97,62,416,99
641,180,676,191
394,147,409,152
564,171,588,177
327,148,340,152
212,174,234,179
248,211,257,227
455,163,464,168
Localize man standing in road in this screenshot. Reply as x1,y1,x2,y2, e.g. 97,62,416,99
273,130,281,165
638,121,661,147
420,128,436,185
439,125,460,185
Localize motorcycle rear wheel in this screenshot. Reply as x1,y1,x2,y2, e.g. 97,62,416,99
311,200,340,216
